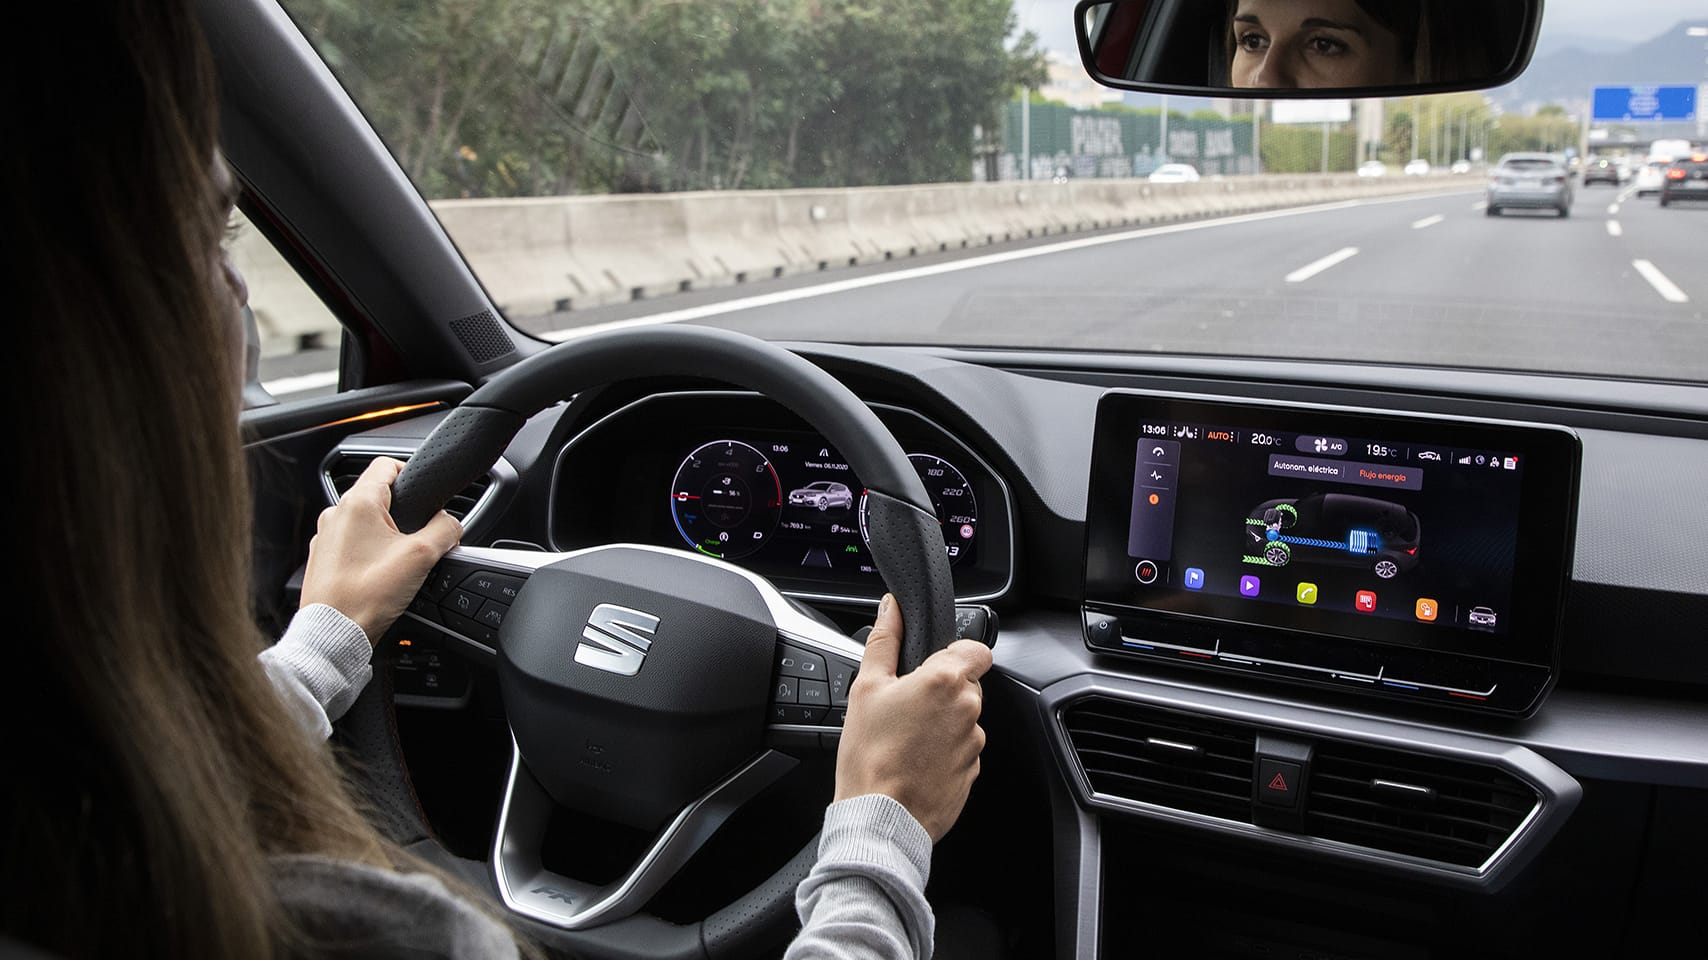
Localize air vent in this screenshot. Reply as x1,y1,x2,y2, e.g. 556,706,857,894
324,453,491,523
1062,698,1256,821
1304,741,1538,868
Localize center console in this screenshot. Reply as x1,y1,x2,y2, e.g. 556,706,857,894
1081,392,1581,715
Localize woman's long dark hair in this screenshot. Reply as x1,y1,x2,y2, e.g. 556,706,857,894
4,1,406,955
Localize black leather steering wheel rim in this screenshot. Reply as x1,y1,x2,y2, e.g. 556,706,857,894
341,324,957,959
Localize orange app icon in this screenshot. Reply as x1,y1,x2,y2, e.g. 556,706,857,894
1415,598,1439,622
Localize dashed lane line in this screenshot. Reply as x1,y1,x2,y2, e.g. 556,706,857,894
1632,259,1689,304
1284,247,1360,283
1411,214,1445,229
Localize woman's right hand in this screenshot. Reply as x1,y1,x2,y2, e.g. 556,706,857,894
833,594,993,842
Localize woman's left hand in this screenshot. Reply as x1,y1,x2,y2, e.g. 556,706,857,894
300,456,462,644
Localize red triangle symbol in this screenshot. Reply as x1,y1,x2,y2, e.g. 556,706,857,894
1268,772,1289,791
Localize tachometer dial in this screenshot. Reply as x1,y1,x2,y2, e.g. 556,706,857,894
859,454,978,567
670,440,782,560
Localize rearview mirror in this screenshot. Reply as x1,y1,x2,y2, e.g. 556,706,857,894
1075,0,1543,98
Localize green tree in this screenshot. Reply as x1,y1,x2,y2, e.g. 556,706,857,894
284,0,1045,196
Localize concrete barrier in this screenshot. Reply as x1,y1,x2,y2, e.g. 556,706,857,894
232,173,1476,334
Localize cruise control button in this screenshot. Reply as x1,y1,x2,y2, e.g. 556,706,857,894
769,704,827,725
424,566,459,601
797,679,830,707
827,660,856,705
773,676,799,704
778,645,827,680
408,594,441,624
465,570,525,603
441,589,482,620
476,599,508,631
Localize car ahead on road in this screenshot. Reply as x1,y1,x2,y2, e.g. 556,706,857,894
1147,163,1200,184
1450,159,1472,174
1403,159,1431,176
1356,160,1387,178
1659,154,1708,207
787,480,853,510
1634,160,1668,197
39,1,1704,958
1487,153,1573,217
1582,158,1621,186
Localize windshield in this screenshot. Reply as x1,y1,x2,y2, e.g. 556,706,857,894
269,1,1708,386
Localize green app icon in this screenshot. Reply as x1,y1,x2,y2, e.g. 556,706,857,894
1296,582,1318,605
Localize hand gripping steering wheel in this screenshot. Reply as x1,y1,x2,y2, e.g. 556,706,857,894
336,325,957,960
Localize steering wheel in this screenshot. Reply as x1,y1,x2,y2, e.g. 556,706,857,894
336,325,957,959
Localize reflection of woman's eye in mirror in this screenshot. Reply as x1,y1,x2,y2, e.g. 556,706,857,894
1306,36,1349,57
1236,31,1268,52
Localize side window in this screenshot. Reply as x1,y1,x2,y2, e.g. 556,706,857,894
226,210,343,405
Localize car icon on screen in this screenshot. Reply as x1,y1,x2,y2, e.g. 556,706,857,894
788,481,853,511
1243,493,1420,579
1468,606,1498,629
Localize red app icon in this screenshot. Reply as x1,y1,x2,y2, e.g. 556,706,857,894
1355,590,1377,613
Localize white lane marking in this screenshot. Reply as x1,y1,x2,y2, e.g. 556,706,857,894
261,369,339,396
1632,259,1689,303
1606,220,1623,237
1411,214,1445,229
538,190,1475,342
1607,203,1620,215
1470,200,1487,211
1284,247,1360,283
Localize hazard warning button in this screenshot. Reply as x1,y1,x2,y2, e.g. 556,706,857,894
1257,759,1302,809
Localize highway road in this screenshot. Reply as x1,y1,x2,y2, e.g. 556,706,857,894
263,182,1708,397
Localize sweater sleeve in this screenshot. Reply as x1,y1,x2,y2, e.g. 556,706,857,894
259,603,374,741
784,794,935,960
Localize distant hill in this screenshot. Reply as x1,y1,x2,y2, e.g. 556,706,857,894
1494,18,1708,111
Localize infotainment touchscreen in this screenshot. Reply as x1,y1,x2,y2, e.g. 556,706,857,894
1083,393,1580,715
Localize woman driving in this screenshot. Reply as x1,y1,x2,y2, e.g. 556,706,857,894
4,1,988,957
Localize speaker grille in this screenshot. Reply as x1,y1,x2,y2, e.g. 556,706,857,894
449,310,516,363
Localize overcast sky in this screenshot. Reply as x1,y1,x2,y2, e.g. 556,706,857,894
1011,0,1699,56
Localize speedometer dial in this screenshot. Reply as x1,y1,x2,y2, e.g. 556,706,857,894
859,453,978,567
670,440,782,559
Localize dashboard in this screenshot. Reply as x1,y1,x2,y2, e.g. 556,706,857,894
320,343,1708,959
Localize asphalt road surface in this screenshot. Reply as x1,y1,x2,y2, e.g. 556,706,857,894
265,183,1708,397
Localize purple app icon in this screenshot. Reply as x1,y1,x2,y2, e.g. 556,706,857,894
1239,575,1261,598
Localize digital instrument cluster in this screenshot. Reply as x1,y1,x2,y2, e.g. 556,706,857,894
551,393,1012,604
666,435,980,573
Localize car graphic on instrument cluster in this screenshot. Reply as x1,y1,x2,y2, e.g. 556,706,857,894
788,481,854,510
1244,493,1421,579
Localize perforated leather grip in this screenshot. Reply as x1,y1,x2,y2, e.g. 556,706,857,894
861,488,957,672
389,405,524,533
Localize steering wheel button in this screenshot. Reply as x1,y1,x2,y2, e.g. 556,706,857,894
476,599,508,630
770,704,826,725
442,589,482,619
797,679,830,706
424,566,459,601
465,570,525,603
778,645,827,680
773,676,799,703
827,661,855,705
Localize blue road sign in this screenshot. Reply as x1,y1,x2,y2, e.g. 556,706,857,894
1591,85,1698,122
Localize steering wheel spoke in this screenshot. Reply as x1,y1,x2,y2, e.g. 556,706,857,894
493,742,798,930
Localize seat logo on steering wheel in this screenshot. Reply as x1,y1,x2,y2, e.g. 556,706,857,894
575,603,661,677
